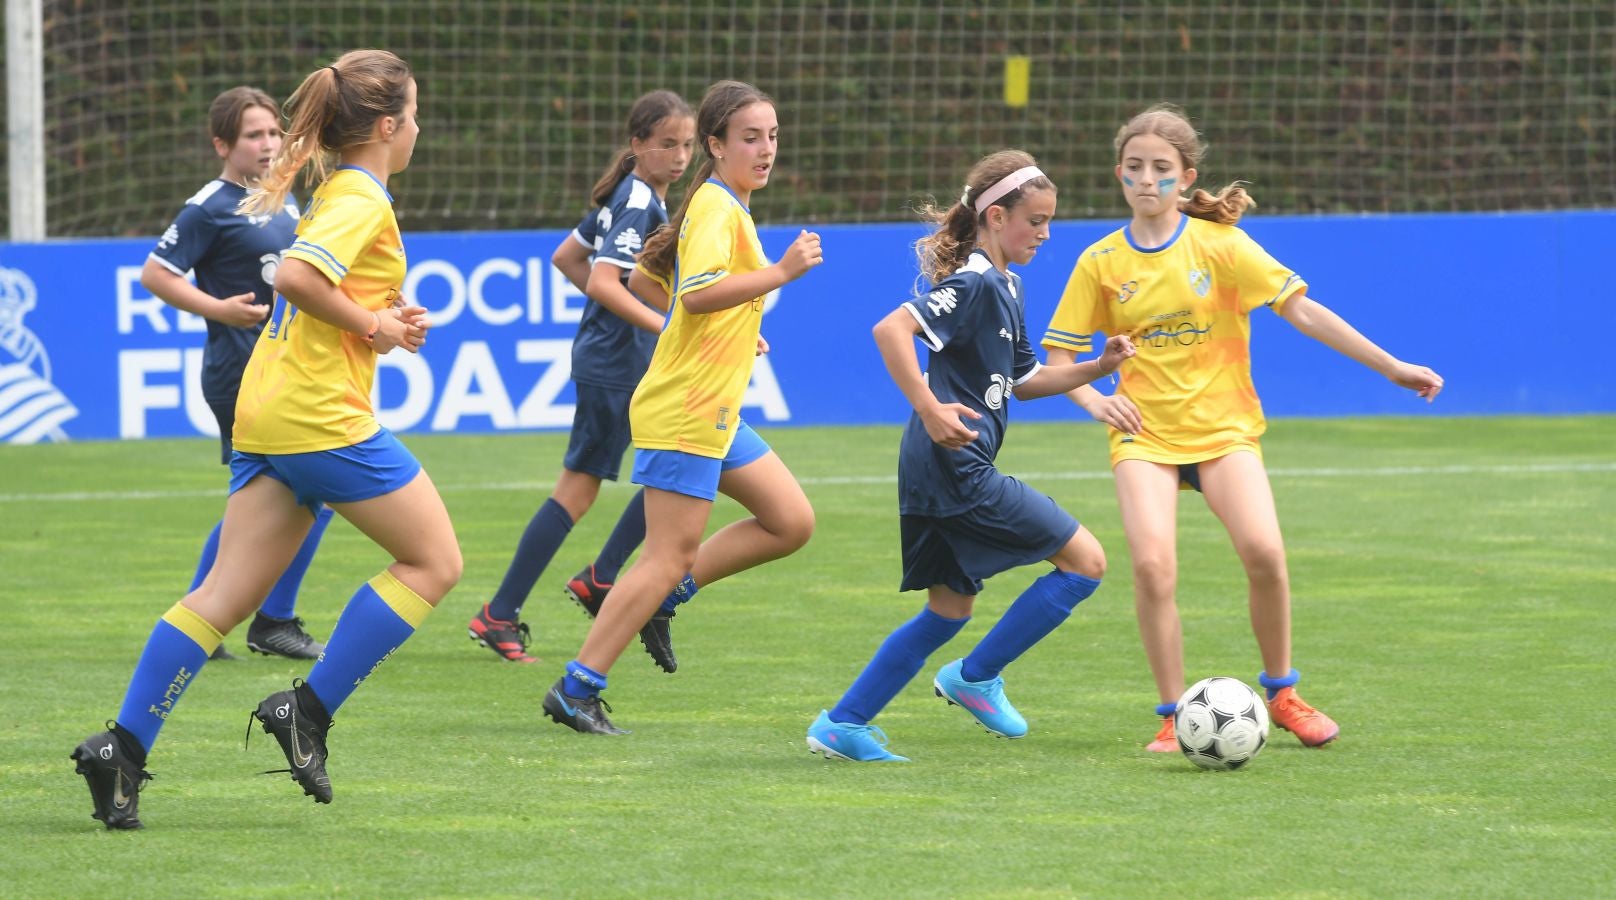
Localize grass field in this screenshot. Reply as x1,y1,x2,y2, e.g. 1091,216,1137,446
2,416,1613,896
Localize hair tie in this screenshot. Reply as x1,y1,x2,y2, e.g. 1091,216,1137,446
974,166,1046,213
326,65,340,79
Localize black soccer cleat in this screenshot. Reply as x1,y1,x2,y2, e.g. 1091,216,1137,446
210,643,241,661
638,610,677,673
249,680,333,803
564,565,611,618
71,726,152,830
541,678,627,735
245,613,325,660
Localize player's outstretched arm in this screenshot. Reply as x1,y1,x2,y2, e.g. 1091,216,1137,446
679,230,822,314
1015,334,1135,401
872,306,980,449
1044,344,1143,433
1279,293,1444,401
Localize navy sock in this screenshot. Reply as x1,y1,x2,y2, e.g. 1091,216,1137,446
305,572,431,715
1259,667,1300,701
829,607,970,726
591,490,646,584
961,570,1100,683
563,660,607,699
187,520,222,592
260,504,333,619
114,603,222,753
659,574,698,614
488,498,574,621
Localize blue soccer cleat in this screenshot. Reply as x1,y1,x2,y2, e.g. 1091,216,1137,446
933,659,1028,738
805,710,909,762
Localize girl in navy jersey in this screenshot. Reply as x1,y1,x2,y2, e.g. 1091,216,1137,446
468,91,695,669
806,150,1134,761
139,86,328,661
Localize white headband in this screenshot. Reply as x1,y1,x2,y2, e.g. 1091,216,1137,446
971,165,1046,213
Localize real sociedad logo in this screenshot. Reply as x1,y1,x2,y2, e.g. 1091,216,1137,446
983,373,1008,410
1188,261,1211,298
0,266,78,443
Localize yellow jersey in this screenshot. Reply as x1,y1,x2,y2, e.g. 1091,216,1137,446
234,166,405,454
1042,215,1306,465
630,179,769,458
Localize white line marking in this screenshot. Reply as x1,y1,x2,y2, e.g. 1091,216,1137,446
1,461,1611,504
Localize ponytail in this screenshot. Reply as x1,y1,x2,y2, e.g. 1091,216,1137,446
638,157,712,277
1180,182,1255,225
589,149,636,208
914,148,1052,285
241,67,339,216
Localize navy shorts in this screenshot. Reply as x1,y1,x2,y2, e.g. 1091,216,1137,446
1178,462,1204,493
229,427,422,509
205,398,237,465
562,382,635,481
630,420,771,501
900,472,1079,595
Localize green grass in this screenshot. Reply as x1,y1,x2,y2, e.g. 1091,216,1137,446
2,416,1613,897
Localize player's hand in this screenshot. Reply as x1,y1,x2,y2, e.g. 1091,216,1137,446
217,292,269,328
370,305,430,354
1388,361,1443,402
1084,393,1142,435
1096,334,1136,374
756,334,770,356
777,230,823,281
921,401,981,450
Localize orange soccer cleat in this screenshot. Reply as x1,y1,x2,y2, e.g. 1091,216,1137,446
1267,686,1340,747
1146,715,1178,752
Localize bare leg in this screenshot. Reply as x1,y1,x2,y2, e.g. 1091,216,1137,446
183,476,315,633
689,450,815,587
1198,450,1291,678
550,467,604,523
330,468,463,604
1114,459,1185,705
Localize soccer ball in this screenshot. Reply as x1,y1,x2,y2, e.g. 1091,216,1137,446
1174,677,1269,771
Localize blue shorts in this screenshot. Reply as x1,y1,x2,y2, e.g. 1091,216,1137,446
1178,462,1204,493
229,427,422,509
562,382,634,481
630,420,771,501
900,472,1079,595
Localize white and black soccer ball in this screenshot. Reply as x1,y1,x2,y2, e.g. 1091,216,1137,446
1174,676,1269,771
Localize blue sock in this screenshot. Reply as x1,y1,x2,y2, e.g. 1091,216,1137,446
304,571,432,716
114,603,222,754
659,574,698,614
564,660,608,699
829,607,969,725
1155,702,1179,717
259,504,333,619
1259,667,1300,701
187,520,223,592
960,570,1100,683
591,490,646,584
488,498,573,621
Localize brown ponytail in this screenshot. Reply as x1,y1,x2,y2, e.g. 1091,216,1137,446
1114,103,1256,225
637,80,772,279
240,49,412,216
914,149,1053,284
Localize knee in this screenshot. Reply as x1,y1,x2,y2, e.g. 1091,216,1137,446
412,545,463,602
1239,542,1288,585
1053,528,1106,580
778,502,815,553
1130,552,1177,594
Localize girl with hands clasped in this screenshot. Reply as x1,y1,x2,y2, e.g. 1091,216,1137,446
72,50,458,828
807,150,1133,762
1041,104,1443,754
544,81,821,735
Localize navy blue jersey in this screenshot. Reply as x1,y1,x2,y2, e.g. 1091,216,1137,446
568,173,666,389
148,179,299,403
897,250,1042,517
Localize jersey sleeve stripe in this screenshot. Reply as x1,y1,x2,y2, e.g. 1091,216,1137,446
1014,362,1043,386
677,269,728,293
1264,273,1302,307
146,253,187,277
289,240,348,277
1041,330,1092,351
902,301,943,352
570,229,592,249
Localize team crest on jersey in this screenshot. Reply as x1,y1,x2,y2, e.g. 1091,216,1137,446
927,286,958,316
614,227,643,256
0,266,78,443
983,373,1008,410
1187,261,1211,298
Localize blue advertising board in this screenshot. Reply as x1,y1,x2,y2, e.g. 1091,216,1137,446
0,210,1610,444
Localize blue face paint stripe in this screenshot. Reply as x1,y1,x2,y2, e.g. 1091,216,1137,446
1121,174,1134,187
1159,177,1177,196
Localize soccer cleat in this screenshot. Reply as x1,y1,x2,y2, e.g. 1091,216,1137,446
1146,716,1179,752
245,612,325,660
638,610,677,673
1267,686,1340,747
933,659,1028,738
541,678,627,735
249,681,333,803
467,604,538,663
564,565,611,618
210,644,240,661
805,710,908,762
70,727,152,830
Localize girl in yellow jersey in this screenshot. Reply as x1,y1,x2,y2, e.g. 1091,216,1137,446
1042,105,1443,754
542,80,823,734
71,50,459,828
